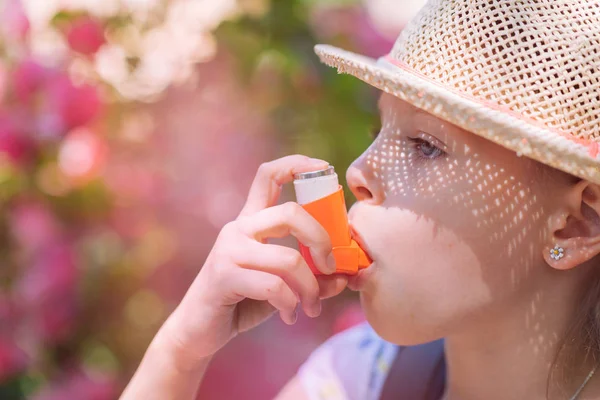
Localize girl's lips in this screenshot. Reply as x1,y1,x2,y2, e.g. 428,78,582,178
347,262,376,291
348,225,375,291
349,225,373,263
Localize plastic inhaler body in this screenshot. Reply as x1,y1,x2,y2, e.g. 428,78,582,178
293,166,372,275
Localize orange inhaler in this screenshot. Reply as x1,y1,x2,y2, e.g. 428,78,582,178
293,166,372,275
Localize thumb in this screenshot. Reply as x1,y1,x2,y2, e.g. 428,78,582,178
318,275,348,299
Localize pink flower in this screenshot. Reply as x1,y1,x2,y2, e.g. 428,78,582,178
0,337,28,382
58,127,108,183
0,62,9,102
44,75,102,131
17,243,78,307
1,0,30,43
11,59,48,104
362,0,425,38
9,201,61,254
66,17,105,56
34,294,77,344
353,10,395,58
16,243,79,344
0,294,18,325
10,61,104,138
309,5,394,58
0,111,35,164
105,164,159,203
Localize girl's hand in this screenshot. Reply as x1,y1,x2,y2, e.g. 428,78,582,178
159,155,349,366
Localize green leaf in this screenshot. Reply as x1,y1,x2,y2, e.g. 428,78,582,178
0,376,26,400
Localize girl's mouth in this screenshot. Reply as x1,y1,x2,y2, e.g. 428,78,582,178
349,225,374,263
347,225,376,291
347,262,377,291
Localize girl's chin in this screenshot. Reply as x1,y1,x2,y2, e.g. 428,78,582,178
347,262,377,291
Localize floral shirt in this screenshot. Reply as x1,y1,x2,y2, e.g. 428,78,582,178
297,322,400,400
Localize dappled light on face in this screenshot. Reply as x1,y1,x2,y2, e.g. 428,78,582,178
523,290,560,357
365,98,546,289
360,95,559,360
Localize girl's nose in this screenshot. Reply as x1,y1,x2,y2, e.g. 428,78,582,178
346,159,385,205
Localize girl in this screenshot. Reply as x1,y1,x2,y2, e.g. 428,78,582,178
121,0,600,399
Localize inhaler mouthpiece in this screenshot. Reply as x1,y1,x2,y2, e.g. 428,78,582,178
293,166,372,275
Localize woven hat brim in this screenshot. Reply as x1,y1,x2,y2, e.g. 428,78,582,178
315,44,600,185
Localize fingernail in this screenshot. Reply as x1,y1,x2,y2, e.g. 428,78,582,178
314,300,322,317
326,252,336,273
308,158,328,165
291,309,298,324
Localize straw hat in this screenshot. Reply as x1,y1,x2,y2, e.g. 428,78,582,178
315,0,600,184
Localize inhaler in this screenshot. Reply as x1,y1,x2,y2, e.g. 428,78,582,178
293,166,372,275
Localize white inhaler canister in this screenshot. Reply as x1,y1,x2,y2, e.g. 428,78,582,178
293,166,339,205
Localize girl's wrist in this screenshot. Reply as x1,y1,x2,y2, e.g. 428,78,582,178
153,316,213,374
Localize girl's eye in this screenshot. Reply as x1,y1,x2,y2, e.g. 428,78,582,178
407,135,446,160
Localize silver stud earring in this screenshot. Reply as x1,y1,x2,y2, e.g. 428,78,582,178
550,245,565,260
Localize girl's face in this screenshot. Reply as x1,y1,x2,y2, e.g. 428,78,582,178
346,93,569,344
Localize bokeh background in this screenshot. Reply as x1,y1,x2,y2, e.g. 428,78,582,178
0,0,424,398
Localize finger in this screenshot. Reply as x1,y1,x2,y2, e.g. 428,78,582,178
230,240,322,318
238,155,329,218
238,202,335,275
227,267,299,325
317,275,349,299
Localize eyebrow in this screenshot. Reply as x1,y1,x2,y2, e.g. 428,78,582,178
413,111,450,148
377,96,450,148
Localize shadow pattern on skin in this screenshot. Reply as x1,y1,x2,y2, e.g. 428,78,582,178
346,92,599,398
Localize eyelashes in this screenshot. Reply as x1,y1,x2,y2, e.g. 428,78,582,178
369,127,447,161
406,136,446,160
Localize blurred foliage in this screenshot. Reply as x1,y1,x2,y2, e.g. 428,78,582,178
218,0,380,203
0,0,388,398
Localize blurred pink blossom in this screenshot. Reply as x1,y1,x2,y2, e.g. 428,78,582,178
362,0,425,39
353,10,396,58
10,201,61,254
32,370,116,400
34,111,68,140
34,294,78,344
44,75,102,132
0,336,28,382
0,62,8,102
0,111,35,164
105,164,161,204
59,127,107,183
108,207,145,240
1,0,30,42
309,5,394,58
0,294,18,325
17,243,79,343
66,17,106,56
11,59,49,104
17,243,78,306
10,59,103,140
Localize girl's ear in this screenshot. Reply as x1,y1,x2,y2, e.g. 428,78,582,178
544,180,600,270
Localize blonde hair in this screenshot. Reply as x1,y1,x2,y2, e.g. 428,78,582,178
541,163,600,398
548,270,600,399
